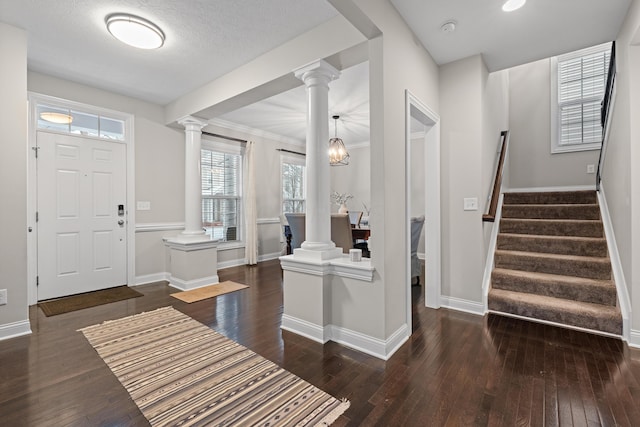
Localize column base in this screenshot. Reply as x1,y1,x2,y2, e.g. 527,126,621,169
163,236,219,291
293,247,343,261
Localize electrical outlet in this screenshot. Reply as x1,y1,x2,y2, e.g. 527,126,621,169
587,164,595,174
0,289,7,305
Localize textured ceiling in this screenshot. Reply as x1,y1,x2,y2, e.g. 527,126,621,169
0,0,338,105
0,0,631,144
390,0,631,71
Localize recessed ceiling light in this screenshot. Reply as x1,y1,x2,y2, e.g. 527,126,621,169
502,0,526,12
40,112,73,124
106,13,165,49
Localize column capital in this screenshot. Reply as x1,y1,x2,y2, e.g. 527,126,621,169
177,115,208,130
293,59,340,87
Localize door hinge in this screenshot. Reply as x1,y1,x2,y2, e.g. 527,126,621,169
36,211,39,222
32,146,40,158
36,276,39,286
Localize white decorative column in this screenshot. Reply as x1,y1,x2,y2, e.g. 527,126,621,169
293,59,342,260
164,116,219,291
178,116,208,237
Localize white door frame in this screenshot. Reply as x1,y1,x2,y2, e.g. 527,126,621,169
27,93,135,305
405,90,441,330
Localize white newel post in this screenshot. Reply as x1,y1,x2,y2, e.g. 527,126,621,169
163,116,219,291
293,60,341,257
178,116,208,237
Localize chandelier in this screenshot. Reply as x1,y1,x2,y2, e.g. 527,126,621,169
329,115,350,166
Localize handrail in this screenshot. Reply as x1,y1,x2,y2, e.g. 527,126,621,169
483,130,510,222
596,41,616,191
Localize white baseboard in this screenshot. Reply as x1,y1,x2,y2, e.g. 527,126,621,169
0,319,31,342
134,272,170,286
217,259,247,270
167,274,219,291
629,329,640,348
281,314,328,344
440,296,484,316
281,314,409,360
505,184,596,193
258,251,282,262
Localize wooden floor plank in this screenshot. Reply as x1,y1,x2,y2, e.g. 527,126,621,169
1,259,640,426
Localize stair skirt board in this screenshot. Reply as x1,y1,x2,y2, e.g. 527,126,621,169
488,309,623,340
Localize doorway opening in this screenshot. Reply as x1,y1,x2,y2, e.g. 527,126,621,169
405,90,441,330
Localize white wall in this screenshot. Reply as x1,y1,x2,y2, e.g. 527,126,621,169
508,59,600,189
0,23,29,336
604,0,640,331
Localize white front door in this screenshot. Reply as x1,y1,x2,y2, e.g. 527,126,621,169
36,131,127,300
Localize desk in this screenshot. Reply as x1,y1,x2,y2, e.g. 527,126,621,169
352,227,370,241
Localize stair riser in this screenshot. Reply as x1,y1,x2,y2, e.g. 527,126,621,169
488,295,621,335
504,191,597,205
495,253,611,280
502,205,600,220
496,234,608,257
491,273,617,306
500,219,604,237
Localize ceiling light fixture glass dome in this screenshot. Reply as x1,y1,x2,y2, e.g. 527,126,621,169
106,13,165,49
502,0,526,12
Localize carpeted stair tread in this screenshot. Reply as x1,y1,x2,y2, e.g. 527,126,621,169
503,191,597,205
491,268,617,306
502,203,600,220
496,233,608,257
488,288,621,335
494,250,611,280
500,218,604,237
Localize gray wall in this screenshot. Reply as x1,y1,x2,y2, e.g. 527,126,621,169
0,23,29,332
439,55,510,304
603,0,640,330
508,58,600,189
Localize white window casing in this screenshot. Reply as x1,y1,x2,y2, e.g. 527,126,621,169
550,42,611,154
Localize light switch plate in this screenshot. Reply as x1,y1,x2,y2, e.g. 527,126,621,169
137,201,151,211
0,289,7,305
464,197,478,211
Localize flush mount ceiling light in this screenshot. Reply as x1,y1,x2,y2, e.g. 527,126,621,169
106,13,165,49
502,0,526,12
40,112,73,124
329,115,350,166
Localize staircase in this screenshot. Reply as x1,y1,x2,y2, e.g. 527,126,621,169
488,190,622,335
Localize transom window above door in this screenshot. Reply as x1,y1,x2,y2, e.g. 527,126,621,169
36,103,126,141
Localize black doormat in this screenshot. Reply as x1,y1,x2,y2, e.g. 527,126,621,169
38,286,144,316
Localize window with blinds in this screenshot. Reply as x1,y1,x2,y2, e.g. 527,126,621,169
282,161,305,214
201,149,241,242
554,43,611,151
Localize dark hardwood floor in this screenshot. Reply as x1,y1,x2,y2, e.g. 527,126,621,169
1,259,640,426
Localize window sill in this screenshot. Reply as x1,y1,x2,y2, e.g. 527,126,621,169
551,143,601,154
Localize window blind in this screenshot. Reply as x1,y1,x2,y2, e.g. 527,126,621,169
558,47,610,146
201,149,241,241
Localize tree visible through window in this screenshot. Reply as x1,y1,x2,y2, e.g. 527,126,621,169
553,43,611,152
201,149,241,241
282,161,305,213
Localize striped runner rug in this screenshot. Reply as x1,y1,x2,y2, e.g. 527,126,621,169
80,306,349,426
